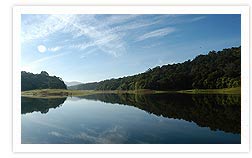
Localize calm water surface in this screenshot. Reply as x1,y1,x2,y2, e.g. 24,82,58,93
21,93,241,144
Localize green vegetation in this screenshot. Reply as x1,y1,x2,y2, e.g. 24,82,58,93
69,47,241,91
178,87,241,94
21,46,241,95
22,89,101,98
21,89,170,98
21,87,240,98
21,71,67,91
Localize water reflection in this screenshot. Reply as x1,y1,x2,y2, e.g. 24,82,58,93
21,93,240,134
21,93,241,144
21,97,67,114
78,93,241,134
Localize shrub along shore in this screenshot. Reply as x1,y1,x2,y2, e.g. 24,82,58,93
21,87,241,99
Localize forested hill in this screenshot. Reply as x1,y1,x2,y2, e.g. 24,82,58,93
21,71,67,91
69,46,241,91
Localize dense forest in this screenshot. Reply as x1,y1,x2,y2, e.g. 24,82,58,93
21,71,67,91
69,46,241,91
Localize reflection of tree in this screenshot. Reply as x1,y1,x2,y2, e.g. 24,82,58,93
191,95,240,134
80,93,241,134
21,97,67,114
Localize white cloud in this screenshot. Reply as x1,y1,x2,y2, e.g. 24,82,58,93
136,27,176,41
22,14,152,57
100,14,140,26
22,15,204,57
190,16,206,22
22,45,67,72
55,15,126,57
22,15,168,57
80,49,97,59
48,46,62,52
21,15,75,42
153,15,206,25
33,52,69,64
105,20,159,35
22,52,69,72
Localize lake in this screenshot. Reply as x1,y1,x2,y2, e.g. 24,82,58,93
21,93,241,144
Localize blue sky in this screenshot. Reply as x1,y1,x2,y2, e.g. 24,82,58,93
21,14,241,83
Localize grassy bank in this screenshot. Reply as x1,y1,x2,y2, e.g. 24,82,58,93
22,89,97,98
21,89,169,98
177,87,241,94
21,87,241,98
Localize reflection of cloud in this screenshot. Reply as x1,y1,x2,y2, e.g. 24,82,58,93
28,118,71,132
48,131,63,137
72,125,128,144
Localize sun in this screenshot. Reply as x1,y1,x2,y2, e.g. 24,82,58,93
37,45,47,53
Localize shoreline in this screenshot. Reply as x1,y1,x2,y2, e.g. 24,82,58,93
21,87,241,99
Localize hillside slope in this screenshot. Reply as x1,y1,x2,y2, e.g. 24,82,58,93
69,46,241,91
21,71,67,91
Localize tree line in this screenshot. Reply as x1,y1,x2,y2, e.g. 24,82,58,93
21,71,67,91
69,46,241,91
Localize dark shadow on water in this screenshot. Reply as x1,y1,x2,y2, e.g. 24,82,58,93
78,93,241,134
21,97,67,114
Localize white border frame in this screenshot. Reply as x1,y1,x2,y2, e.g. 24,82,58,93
13,6,250,153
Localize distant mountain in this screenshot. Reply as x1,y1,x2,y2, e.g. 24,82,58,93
64,81,83,87
68,46,241,91
68,82,99,90
21,71,67,91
